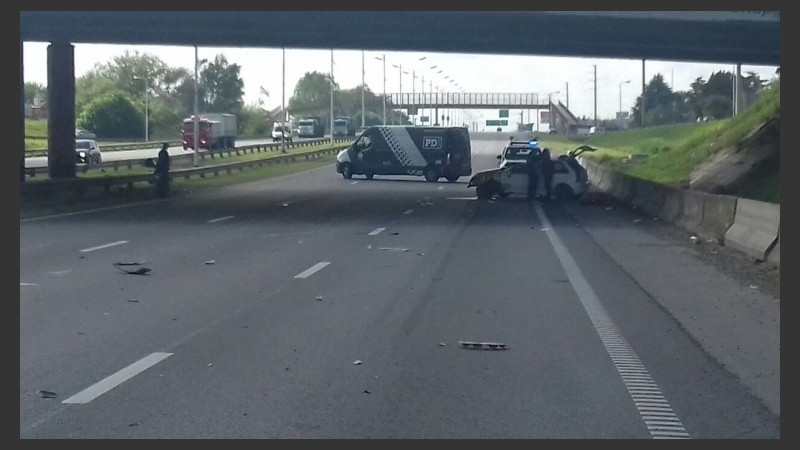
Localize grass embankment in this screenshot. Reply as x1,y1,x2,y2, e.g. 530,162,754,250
540,82,780,203
25,119,48,150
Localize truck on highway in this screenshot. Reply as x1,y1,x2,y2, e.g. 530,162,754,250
332,117,354,137
297,116,326,138
182,113,237,150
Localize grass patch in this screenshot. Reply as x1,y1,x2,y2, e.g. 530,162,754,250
25,119,48,150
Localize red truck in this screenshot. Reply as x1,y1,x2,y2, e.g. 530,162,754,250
182,113,237,150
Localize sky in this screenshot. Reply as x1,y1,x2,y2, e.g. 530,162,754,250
23,42,779,132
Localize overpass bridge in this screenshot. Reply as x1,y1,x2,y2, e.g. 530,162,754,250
388,93,549,110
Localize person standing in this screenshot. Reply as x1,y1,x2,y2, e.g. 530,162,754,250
525,146,540,201
540,148,554,203
155,142,171,198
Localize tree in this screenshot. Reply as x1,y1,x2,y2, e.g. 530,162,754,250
78,91,143,139
238,104,270,136
200,54,245,113
24,82,46,105
289,71,337,113
632,73,680,126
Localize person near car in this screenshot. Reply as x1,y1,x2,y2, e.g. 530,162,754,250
540,148,554,202
155,143,171,198
525,145,540,201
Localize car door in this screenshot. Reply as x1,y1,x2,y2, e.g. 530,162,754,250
501,163,529,195
550,160,572,189
353,134,373,173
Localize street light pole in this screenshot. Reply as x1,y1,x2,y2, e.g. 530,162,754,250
330,49,334,145
375,55,386,125
193,45,199,167
282,47,286,153
361,50,365,128
411,70,416,125
619,80,630,129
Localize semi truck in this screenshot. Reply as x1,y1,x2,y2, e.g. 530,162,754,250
333,117,354,137
297,116,326,138
182,113,237,150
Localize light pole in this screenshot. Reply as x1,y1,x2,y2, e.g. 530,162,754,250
374,54,386,125
133,75,148,141
193,45,200,167
392,63,406,125
411,70,417,125
330,49,334,145
361,50,365,128
282,47,286,152
619,80,631,129
546,90,559,133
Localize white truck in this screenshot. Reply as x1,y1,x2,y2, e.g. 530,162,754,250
182,113,237,150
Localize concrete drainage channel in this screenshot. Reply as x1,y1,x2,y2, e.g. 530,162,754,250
580,158,780,266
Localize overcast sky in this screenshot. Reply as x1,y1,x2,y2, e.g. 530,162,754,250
23,42,778,132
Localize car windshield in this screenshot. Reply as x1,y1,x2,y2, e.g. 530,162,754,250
298,120,314,126
75,141,91,149
503,146,530,160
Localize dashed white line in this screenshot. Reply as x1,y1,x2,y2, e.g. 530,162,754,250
351,181,359,185
48,270,72,276
403,209,414,215
62,352,173,404
79,240,129,253
20,282,39,286
294,261,331,279
437,186,444,190
368,227,386,236
208,215,235,223
533,203,689,439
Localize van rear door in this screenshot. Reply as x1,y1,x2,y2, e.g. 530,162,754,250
446,127,472,175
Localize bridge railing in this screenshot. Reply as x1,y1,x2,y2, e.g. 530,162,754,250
389,92,542,107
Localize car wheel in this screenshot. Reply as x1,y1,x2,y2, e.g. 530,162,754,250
554,184,575,202
476,184,493,199
341,163,353,179
364,171,374,180
423,166,438,182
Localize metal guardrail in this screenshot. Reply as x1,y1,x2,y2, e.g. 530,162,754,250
21,140,352,197
24,137,351,177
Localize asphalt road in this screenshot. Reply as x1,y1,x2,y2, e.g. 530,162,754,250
20,136,779,438
24,136,331,169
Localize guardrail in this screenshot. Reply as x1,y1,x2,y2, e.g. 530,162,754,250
24,137,352,177
21,142,351,198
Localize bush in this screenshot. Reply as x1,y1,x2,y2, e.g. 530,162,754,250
78,91,143,139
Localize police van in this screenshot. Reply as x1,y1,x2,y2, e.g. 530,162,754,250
336,126,472,182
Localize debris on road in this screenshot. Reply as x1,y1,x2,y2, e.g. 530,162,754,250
417,252,424,256
632,219,643,223
367,245,372,250
605,206,613,211
390,232,400,236
114,263,151,275
540,228,549,231
439,342,446,347
459,341,508,350
316,295,324,301
40,390,57,399
690,236,700,245
205,260,216,265
127,299,139,303
129,423,139,427
364,390,371,394
379,247,410,252
208,363,213,367
353,360,363,365
750,285,759,290
281,203,289,207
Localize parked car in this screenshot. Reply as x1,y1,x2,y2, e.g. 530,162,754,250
468,145,596,201
75,139,102,164
75,128,96,139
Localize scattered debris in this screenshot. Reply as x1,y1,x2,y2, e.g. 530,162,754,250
208,363,213,367
353,360,363,365
632,219,643,223
378,247,410,252
750,285,759,290
128,423,139,427
281,203,289,207
710,250,718,254
367,245,372,250
316,295,324,301
127,299,139,303
417,252,424,256
605,206,613,211
40,390,57,399
77,332,84,335
114,263,151,275
390,232,400,236
690,236,700,245
439,342,446,347
459,341,508,350
363,390,371,394
374,375,380,379
540,228,549,231
205,260,216,265
653,217,660,221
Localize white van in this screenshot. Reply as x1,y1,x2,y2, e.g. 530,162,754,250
272,122,294,143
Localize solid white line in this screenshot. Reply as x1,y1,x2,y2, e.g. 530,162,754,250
20,282,39,286
47,270,72,276
294,261,331,279
62,352,172,404
79,240,129,253
21,199,169,223
403,209,414,215
208,215,235,223
368,227,386,236
532,202,689,439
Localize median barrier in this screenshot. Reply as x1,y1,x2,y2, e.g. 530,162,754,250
724,198,780,261
698,193,738,243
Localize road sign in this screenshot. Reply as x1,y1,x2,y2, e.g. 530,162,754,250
499,109,509,118
486,119,508,126
420,116,430,123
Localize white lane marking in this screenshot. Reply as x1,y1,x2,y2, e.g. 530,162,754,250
403,209,414,215
533,203,689,439
437,186,444,190
368,227,386,236
20,282,39,286
21,199,169,223
446,196,478,201
294,262,331,279
79,240,129,253
208,215,235,223
351,181,359,185
48,270,72,276
378,247,410,252
62,352,172,404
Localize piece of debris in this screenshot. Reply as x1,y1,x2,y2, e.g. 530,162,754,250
205,260,216,265
40,390,57,399
653,217,660,221
750,285,759,290
363,390,371,394
632,219,642,223
417,252,424,256
605,206,613,211
315,295,324,301
439,342,446,347
208,363,213,367
540,228,549,231
281,203,289,207
127,299,139,303
353,360,363,365
690,236,700,245
128,423,139,427
114,263,151,275
459,341,508,350
390,232,400,236
367,245,372,250
374,375,380,379
379,247,410,252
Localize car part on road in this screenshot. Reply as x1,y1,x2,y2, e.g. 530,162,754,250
459,341,508,350
423,166,438,182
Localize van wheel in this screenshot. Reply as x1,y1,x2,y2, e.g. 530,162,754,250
476,184,493,199
554,184,574,202
341,163,353,179
445,173,459,183
423,167,438,182
364,171,374,180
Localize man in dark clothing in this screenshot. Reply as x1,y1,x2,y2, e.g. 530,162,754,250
525,147,539,201
540,148,554,203
155,143,171,198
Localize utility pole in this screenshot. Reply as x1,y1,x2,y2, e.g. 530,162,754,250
411,71,416,125
593,64,597,127
193,45,199,167
382,54,386,125
642,59,647,128
330,49,334,145
361,50,365,128
421,76,425,125
565,82,569,109
282,47,286,152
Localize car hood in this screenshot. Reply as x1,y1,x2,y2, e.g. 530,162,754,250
467,168,502,187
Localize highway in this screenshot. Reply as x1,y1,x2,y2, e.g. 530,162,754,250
20,135,779,438
23,136,331,169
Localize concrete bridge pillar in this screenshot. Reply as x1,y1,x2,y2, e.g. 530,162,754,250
47,41,76,179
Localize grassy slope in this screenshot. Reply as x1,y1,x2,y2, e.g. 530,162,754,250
540,83,780,203
25,119,48,150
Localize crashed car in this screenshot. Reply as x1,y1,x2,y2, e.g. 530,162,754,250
468,145,596,201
